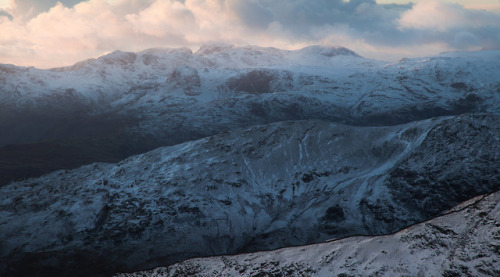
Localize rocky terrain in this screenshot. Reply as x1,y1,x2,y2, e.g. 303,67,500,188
1,45,500,276
1,45,500,185
1,114,499,276
117,190,500,277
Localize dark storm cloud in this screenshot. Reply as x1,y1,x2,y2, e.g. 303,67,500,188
228,0,274,30
233,0,410,39
228,0,500,51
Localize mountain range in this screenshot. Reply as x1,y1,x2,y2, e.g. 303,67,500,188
0,45,499,276
1,45,499,185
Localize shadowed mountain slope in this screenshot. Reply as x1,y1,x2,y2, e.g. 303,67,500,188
118,190,500,277
1,114,499,276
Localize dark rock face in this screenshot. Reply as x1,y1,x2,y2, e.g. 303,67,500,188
320,205,346,235
388,114,500,218
167,66,201,95
227,69,293,94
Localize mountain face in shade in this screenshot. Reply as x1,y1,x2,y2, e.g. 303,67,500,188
1,114,499,276
1,45,500,186
117,191,500,277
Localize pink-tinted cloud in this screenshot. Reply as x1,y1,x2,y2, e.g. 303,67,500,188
0,0,499,68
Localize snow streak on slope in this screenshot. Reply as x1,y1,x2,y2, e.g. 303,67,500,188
117,191,500,277
0,114,499,276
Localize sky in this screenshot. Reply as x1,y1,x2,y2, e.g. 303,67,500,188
0,0,499,68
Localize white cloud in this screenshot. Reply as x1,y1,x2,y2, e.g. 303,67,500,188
126,0,196,37
398,0,500,31
7,0,83,21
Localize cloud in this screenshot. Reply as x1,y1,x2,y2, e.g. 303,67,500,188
126,0,196,37
0,0,499,68
452,32,478,49
227,0,274,30
0,8,12,20
398,0,500,31
7,0,83,21
397,0,500,51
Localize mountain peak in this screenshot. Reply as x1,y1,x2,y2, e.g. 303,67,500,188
296,45,361,58
98,50,138,65
139,47,193,56
195,43,234,56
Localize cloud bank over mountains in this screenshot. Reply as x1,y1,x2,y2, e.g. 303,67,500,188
1,0,499,68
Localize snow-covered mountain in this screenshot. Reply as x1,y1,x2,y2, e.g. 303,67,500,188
117,190,500,277
1,114,499,276
1,45,500,276
1,45,500,185
2,45,500,142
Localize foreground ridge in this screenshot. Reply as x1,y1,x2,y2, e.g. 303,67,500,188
117,191,500,277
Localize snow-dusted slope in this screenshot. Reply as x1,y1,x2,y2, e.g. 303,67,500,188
0,45,374,146
1,114,499,276
2,45,499,131
2,45,500,186
2,45,498,123
0,44,367,111
118,191,500,277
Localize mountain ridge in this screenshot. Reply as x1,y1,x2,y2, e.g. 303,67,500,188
1,114,499,276
1,43,500,276
1,45,499,185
